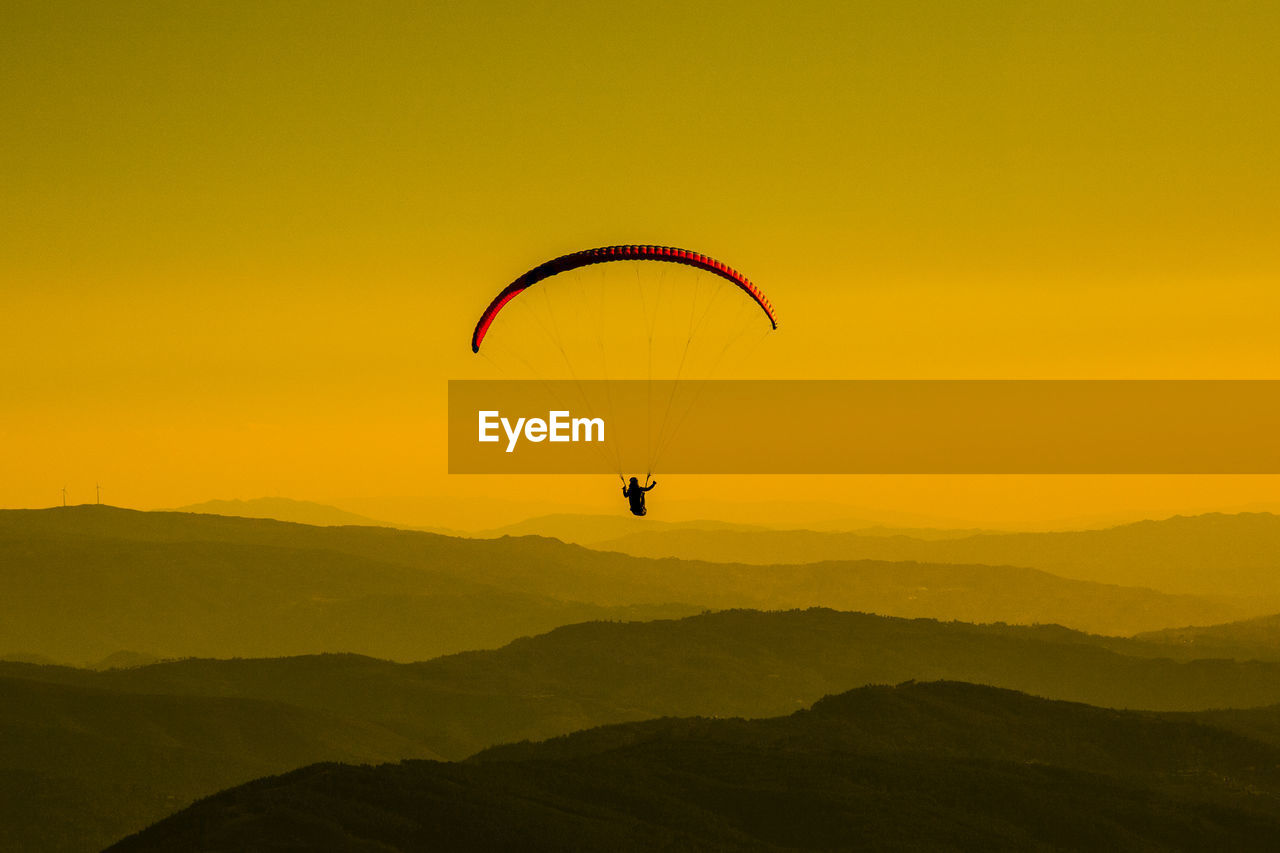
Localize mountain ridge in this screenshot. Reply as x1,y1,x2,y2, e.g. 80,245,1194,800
0,506,1251,666
108,681,1280,852
11,607,1280,851
589,511,1280,598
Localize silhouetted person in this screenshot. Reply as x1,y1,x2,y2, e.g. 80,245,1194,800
622,476,657,516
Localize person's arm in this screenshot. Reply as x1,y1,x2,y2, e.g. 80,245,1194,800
643,480,658,491
622,485,629,497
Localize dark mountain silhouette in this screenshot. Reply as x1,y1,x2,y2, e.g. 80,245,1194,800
108,682,1280,852
13,608,1280,851
0,507,1248,664
0,675,433,853
10,608,1280,768
590,511,1280,598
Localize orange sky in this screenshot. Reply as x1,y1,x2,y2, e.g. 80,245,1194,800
3,1,1278,526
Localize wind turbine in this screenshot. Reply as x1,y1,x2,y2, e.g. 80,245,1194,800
96,483,101,505
61,485,67,507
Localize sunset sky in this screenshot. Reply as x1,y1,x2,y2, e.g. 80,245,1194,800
3,1,1278,526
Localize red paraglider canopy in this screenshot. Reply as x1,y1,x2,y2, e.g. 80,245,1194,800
471,245,776,352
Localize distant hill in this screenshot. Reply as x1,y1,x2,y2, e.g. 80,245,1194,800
170,496,465,536
591,512,1280,599
480,512,1002,545
1135,613,1280,661
798,522,1001,539
0,507,1251,664
172,497,393,527
109,682,1280,852
472,512,769,544
11,608,1280,765
88,650,159,671
0,531,699,662
0,674,433,853
0,506,708,662
0,651,57,666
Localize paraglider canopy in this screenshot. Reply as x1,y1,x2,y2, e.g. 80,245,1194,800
471,245,776,353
